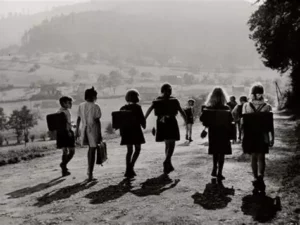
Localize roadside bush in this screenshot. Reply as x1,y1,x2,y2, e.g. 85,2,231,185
0,134,3,146
30,134,35,142
40,133,48,141
105,122,115,135
48,131,56,140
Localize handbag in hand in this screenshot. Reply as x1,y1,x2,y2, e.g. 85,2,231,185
96,142,107,166
201,128,208,139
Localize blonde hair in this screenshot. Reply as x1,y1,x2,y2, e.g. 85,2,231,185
205,87,228,107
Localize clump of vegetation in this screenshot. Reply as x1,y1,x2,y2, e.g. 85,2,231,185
7,106,39,144
40,133,48,141
105,122,115,135
0,144,55,167
30,134,35,142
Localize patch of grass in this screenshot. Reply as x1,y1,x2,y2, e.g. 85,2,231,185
0,143,55,167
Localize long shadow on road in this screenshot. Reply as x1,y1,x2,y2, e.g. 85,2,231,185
192,178,235,210
6,177,65,199
131,174,180,197
241,194,281,223
85,178,133,204
34,180,98,207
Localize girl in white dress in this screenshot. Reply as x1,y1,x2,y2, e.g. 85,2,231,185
76,87,102,181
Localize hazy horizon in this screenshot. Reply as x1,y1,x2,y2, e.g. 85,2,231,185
0,0,254,17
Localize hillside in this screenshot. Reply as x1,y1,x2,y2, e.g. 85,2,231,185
18,1,260,68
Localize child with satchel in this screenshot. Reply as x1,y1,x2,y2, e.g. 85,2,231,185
242,83,274,195
56,96,75,176
200,87,233,180
76,87,103,181
145,83,187,174
184,99,195,142
232,96,248,142
115,89,146,178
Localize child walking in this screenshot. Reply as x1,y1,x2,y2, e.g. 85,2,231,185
185,99,195,142
242,83,274,195
57,96,75,177
232,96,248,142
145,83,187,174
200,87,233,180
119,89,146,178
76,87,103,181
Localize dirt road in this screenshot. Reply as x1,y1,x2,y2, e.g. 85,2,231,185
0,113,298,225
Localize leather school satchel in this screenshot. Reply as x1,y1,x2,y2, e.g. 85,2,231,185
46,112,67,131
96,142,107,166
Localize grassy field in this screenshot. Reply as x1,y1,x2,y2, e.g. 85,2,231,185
0,54,283,144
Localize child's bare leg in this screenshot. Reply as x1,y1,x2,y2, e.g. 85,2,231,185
218,154,225,178
87,147,96,179
66,147,75,165
212,154,218,176
164,140,175,173
165,140,175,162
61,148,68,169
251,153,259,179
126,145,133,168
131,144,141,168
257,153,266,177
185,125,189,140
188,124,193,141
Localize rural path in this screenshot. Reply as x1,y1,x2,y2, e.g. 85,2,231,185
0,113,298,225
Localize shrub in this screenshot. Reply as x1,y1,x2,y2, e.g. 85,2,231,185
105,122,115,135
40,133,48,141
48,131,56,140
30,134,35,142
0,134,3,146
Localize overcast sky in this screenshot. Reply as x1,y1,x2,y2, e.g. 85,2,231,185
0,0,255,16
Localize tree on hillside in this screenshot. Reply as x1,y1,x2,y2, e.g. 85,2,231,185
183,73,197,85
128,67,139,77
97,73,108,93
0,108,7,146
8,106,38,144
248,0,300,113
108,70,123,94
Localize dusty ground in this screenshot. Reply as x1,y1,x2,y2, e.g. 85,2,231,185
0,112,299,225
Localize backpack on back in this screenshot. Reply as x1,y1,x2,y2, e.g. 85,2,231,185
46,112,67,131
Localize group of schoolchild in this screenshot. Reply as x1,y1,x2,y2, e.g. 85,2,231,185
54,82,274,195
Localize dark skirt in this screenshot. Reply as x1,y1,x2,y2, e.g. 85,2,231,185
120,125,145,145
56,130,75,149
242,134,269,154
186,117,194,125
208,127,232,155
156,116,180,142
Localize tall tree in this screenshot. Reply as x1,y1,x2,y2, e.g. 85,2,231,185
108,70,123,94
8,106,38,144
128,67,139,77
97,73,108,91
0,108,7,146
248,0,300,112
0,107,7,131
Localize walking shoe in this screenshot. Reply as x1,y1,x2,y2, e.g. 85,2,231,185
185,134,189,140
257,175,266,195
62,170,71,177
252,179,260,195
217,174,225,181
163,161,175,174
211,167,217,177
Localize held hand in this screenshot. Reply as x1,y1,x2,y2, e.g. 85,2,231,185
67,130,72,137
269,139,274,147
75,130,80,139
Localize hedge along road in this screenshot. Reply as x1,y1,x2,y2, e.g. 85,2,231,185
0,112,298,225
